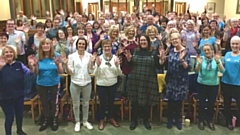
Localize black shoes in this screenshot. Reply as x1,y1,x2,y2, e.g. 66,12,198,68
16,129,27,135
198,122,204,130
207,122,215,131
39,118,49,131
51,117,59,131
143,120,152,130
129,120,138,130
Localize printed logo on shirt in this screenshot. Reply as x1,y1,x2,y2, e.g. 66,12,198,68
226,58,231,62
16,68,20,71
50,62,55,65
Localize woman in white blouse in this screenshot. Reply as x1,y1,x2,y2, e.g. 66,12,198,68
94,39,122,130
62,37,96,132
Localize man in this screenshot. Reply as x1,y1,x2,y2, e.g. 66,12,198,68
6,19,27,64
47,19,60,40
212,13,225,30
140,15,161,34
17,11,28,24
72,15,84,33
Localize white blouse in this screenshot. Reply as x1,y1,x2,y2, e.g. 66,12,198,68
94,55,122,86
67,51,94,86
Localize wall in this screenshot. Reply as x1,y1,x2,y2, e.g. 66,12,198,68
0,0,11,20
173,0,225,17
224,0,240,19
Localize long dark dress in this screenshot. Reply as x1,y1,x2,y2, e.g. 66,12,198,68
127,49,162,106
165,48,191,100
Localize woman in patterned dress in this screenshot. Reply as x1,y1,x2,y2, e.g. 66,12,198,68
159,29,191,130
124,34,162,130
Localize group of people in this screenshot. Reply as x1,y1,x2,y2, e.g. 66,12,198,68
0,3,240,135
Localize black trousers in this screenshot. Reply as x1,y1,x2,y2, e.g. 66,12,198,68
221,82,240,125
97,84,117,120
167,100,182,122
37,85,58,118
131,102,151,122
0,96,24,135
198,83,218,122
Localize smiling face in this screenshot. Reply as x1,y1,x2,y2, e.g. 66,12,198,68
139,36,148,49
102,43,112,56
186,23,194,31
86,24,92,31
127,28,135,38
77,29,84,36
77,39,86,51
67,27,73,34
2,47,15,62
202,26,211,37
231,39,240,53
111,30,119,38
170,33,181,47
148,29,156,39
202,45,213,59
6,20,15,31
42,40,51,52
0,35,8,45
58,30,65,39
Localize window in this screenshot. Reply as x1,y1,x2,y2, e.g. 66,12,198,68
14,0,50,18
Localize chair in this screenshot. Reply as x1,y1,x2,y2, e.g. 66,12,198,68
114,90,124,121
192,73,222,123
69,74,96,121
24,91,38,121
158,74,185,122
38,74,69,120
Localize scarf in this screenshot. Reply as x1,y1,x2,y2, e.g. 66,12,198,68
205,57,212,70
230,27,238,38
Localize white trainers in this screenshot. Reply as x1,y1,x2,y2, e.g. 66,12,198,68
83,121,93,130
74,122,81,132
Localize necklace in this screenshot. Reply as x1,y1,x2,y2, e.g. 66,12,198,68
103,54,113,67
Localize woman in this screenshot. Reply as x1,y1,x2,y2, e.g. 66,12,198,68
198,25,219,56
0,32,21,55
159,30,191,130
85,23,99,54
221,36,240,130
45,19,53,33
195,44,224,131
146,25,161,49
95,25,119,55
199,17,209,33
55,29,70,55
180,20,200,56
94,39,122,130
27,22,46,55
16,20,24,31
62,38,96,132
223,18,240,53
88,13,95,25
117,25,137,95
124,34,162,130
35,38,63,131
0,45,35,135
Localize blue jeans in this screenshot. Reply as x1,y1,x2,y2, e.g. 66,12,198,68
97,84,117,120
0,96,24,135
197,83,218,122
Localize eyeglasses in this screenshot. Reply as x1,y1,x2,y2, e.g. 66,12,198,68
7,23,14,26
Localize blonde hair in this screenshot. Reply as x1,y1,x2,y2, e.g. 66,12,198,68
202,43,213,50
146,25,158,36
1,45,17,59
167,28,179,40
38,38,55,60
124,25,135,37
108,25,119,38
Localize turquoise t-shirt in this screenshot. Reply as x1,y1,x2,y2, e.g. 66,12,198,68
36,52,60,86
196,56,225,86
222,52,240,86
199,37,216,56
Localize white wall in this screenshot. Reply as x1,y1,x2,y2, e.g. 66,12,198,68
173,0,225,17
224,0,240,19
0,0,11,20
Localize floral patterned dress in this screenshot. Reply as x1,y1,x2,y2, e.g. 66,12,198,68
165,48,191,100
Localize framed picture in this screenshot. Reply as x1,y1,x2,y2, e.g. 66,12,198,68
207,2,216,14
236,0,240,14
